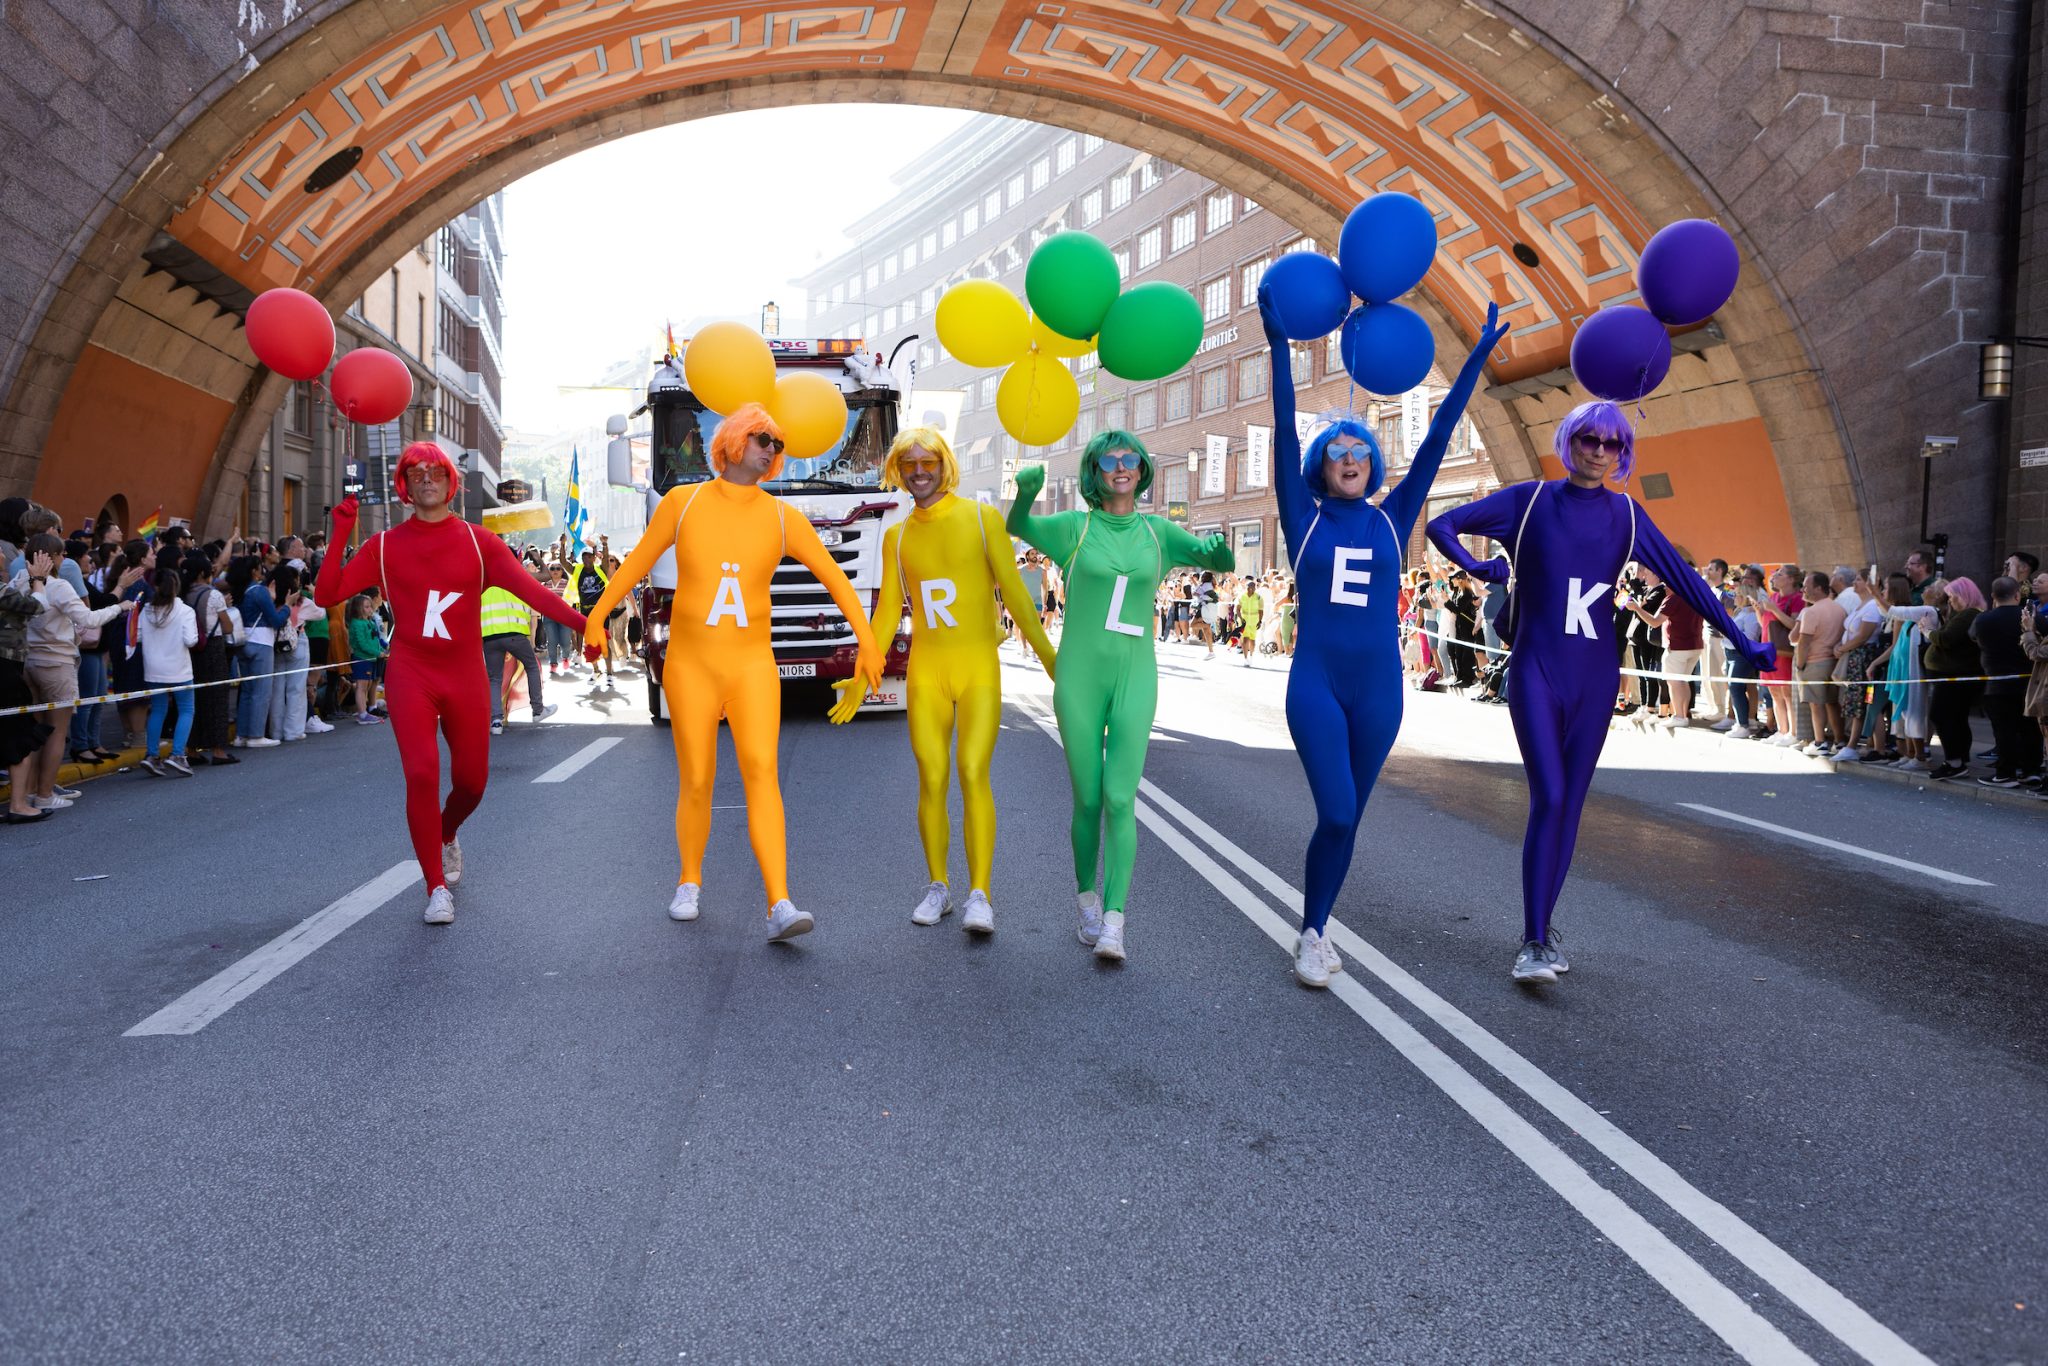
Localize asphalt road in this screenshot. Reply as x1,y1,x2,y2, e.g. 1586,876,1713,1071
3,647,2042,1364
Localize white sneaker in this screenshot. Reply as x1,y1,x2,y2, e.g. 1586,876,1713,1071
423,887,455,925
1076,891,1105,947
1726,724,1754,739
441,837,463,886
767,899,814,942
1318,930,1344,975
1093,910,1126,962
1294,929,1331,988
1770,732,1802,748
668,883,701,922
962,890,995,934
305,717,334,734
532,703,558,722
489,719,505,736
1799,741,1827,757
1710,718,1736,732
244,736,280,749
29,793,72,811
910,880,951,926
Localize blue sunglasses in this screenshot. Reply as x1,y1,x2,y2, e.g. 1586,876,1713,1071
1095,450,1144,473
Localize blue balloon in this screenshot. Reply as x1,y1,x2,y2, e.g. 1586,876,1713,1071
1569,305,1672,402
1338,193,1437,305
1260,252,1351,340
1637,219,1740,326
1339,302,1435,396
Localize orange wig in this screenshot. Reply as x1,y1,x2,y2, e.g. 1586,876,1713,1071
708,403,787,481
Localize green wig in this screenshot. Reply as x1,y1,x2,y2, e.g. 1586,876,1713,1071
1078,428,1155,509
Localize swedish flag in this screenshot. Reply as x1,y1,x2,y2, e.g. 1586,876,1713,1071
564,447,591,556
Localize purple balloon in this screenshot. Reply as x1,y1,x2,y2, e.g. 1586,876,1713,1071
1570,306,1672,402
1636,219,1739,327
1261,252,1351,340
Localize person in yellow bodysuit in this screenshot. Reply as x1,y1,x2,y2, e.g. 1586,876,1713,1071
829,427,1055,934
586,403,881,942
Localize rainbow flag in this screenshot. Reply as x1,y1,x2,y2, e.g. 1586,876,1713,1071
136,505,162,538
664,322,680,362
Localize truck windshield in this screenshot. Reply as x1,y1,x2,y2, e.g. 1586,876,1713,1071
651,390,894,493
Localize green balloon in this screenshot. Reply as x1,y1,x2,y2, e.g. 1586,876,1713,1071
1025,232,1121,341
1096,282,1204,382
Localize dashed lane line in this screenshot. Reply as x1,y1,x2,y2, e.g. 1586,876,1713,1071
1678,802,1991,887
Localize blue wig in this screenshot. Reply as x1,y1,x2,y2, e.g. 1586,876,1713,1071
1302,415,1385,500
1554,400,1636,483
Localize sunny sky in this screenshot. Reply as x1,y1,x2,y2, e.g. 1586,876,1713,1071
500,104,979,435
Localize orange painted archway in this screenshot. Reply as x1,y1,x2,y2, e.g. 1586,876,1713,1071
11,0,1857,568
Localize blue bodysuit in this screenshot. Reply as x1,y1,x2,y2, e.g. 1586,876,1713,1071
1266,299,1506,937
1427,481,1772,944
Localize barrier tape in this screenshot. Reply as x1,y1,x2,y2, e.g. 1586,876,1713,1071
0,659,362,719
1399,622,2031,688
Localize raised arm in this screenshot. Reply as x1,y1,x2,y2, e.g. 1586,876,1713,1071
316,497,382,607
1255,290,1315,554
785,511,882,691
585,488,688,652
1157,517,1234,572
480,531,586,634
1003,463,1082,564
982,502,1057,675
1381,303,1509,540
1425,483,1527,582
1632,511,1774,671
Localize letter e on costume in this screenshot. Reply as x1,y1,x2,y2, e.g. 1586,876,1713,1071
1331,547,1372,607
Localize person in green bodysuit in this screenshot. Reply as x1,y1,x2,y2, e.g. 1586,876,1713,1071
1007,430,1233,963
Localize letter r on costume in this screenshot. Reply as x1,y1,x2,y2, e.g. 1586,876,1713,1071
1564,577,1607,638
1104,575,1145,636
423,590,461,640
919,579,958,630
1331,546,1372,607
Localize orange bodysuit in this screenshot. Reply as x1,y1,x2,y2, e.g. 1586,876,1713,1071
588,478,879,909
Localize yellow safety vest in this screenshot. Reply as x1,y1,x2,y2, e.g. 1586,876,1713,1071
479,586,533,637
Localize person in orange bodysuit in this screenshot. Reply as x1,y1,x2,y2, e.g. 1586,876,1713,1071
585,403,881,942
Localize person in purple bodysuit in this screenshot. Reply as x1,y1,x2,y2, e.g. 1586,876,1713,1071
1427,401,1774,984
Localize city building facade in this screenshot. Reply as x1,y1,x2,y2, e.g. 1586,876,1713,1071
796,117,1493,576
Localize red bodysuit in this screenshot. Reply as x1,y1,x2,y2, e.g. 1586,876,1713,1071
317,509,587,892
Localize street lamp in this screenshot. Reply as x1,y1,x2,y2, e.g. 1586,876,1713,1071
761,301,781,338
1978,337,2048,401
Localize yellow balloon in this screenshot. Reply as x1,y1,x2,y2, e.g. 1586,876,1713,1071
996,352,1080,447
766,371,849,460
1030,314,1095,359
683,321,775,415
935,280,1030,368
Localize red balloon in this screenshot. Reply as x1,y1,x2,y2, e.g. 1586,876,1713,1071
330,348,413,425
245,287,335,381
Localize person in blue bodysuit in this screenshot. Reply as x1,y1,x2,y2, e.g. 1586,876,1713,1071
1261,287,1510,988
1427,402,1774,984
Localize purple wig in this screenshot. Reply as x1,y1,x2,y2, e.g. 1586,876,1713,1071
1553,400,1636,483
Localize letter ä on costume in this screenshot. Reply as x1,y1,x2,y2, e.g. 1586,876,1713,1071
919,578,959,630
1331,546,1373,607
422,589,461,640
1104,575,1146,637
1564,577,1608,638
706,562,748,628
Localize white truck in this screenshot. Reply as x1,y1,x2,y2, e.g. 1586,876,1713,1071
606,339,913,722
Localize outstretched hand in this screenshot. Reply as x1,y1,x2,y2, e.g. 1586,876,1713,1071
1745,640,1777,675
1255,283,1288,344
330,494,360,536
1012,463,1046,503
827,678,866,725
1475,301,1511,357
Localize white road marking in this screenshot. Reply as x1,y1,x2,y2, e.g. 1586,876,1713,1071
532,736,622,784
124,862,420,1037
1014,695,1931,1366
1677,803,1990,887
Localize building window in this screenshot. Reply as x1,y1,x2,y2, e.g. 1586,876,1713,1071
920,286,936,313
1199,366,1228,412
921,232,938,260
1241,257,1269,302
1164,467,1188,503
883,306,897,331
884,257,898,282
981,375,999,405
1075,409,1096,445
1135,159,1160,193
867,312,880,338
960,384,974,414
830,282,845,305
1133,389,1157,430
1238,351,1269,400
1109,175,1131,211
1244,196,1262,216
1291,345,1313,386
287,381,312,434
1082,134,1104,154
1113,247,1131,281
1031,158,1050,192
919,343,935,369
1326,333,1344,373
1004,242,1024,273
963,204,980,234
866,264,881,288
941,221,957,249
1104,397,1127,432
1006,173,1026,206
984,189,1002,221
416,293,427,357
1056,138,1076,173
1165,377,1192,422
1283,237,1318,254
901,245,917,272
1170,208,1197,254
1207,191,1235,233
1202,276,1230,323
1082,190,1102,226
1137,227,1162,269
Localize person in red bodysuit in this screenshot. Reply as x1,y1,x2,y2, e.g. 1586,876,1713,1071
318,443,589,925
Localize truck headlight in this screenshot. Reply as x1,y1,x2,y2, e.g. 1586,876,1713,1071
815,527,844,546
651,622,669,645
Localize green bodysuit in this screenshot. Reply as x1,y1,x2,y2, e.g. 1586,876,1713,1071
1008,473,1233,912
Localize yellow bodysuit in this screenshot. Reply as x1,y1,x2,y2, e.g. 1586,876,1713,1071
838,494,1054,895
590,478,879,909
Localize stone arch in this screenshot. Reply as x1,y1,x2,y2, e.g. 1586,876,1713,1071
5,0,1933,571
